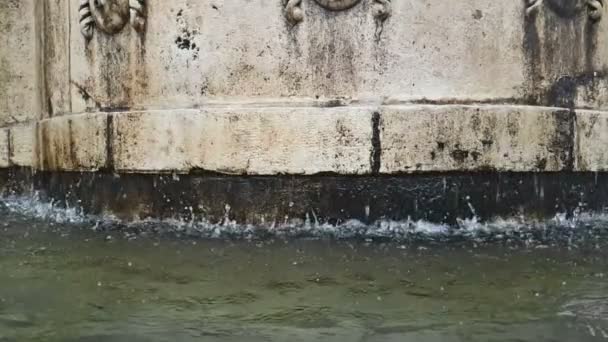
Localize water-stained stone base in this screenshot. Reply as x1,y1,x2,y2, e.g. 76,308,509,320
25,105,608,175
2,104,608,227
3,168,608,226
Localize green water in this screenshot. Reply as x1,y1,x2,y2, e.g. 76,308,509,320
1,209,608,341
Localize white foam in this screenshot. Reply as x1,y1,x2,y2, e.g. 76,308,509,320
2,193,608,241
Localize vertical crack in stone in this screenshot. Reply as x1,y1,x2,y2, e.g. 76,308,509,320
68,119,77,168
6,129,12,167
567,109,577,171
105,114,115,171
371,111,381,174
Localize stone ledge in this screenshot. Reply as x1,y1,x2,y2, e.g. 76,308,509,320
8,104,608,174
381,105,575,173
112,108,375,174
0,124,36,168
9,124,36,167
575,110,608,172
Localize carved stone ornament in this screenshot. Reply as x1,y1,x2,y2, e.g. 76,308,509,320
315,0,362,11
286,0,391,24
79,0,146,40
525,0,604,21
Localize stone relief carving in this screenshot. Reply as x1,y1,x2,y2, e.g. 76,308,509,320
286,0,391,24
315,0,362,11
525,0,604,21
79,0,146,40
286,0,304,24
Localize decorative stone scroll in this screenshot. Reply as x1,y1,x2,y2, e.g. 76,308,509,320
79,0,146,40
525,0,604,21
286,0,391,24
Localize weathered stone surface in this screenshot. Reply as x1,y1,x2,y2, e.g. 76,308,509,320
9,124,36,167
62,0,608,113
576,110,608,171
522,0,608,109
6,105,608,175
380,105,574,173
0,0,42,126
2,1,608,182
112,108,374,174
0,129,9,168
43,0,71,117
37,113,108,171
67,0,530,111
4,0,608,225
3,1,608,118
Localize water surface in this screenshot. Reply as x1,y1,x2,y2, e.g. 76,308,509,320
1,200,608,341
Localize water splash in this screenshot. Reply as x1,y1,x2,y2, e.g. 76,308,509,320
0,192,86,224
1,193,608,243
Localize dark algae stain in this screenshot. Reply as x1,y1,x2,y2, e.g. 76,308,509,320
3,169,608,226
522,0,606,108
544,0,589,19
370,112,381,174
451,146,469,163
175,9,200,59
550,109,576,171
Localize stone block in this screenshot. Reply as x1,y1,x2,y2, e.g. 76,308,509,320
380,105,574,173
575,110,608,171
112,107,374,175
37,113,108,171
0,0,41,126
9,124,36,167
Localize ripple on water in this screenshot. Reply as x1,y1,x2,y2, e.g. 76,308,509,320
306,274,341,286
0,313,35,329
65,335,151,342
165,291,261,308
264,280,304,293
560,297,608,320
247,305,339,329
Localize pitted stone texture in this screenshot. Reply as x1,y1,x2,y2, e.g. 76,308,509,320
37,114,108,171
0,0,41,126
576,110,608,171
44,0,71,117
68,1,528,111
0,129,9,168
61,0,608,113
9,124,36,167
380,105,574,173
112,108,374,174
19,105,608,174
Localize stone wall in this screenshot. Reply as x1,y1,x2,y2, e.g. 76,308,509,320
0,0,43,127
2,1,608,223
